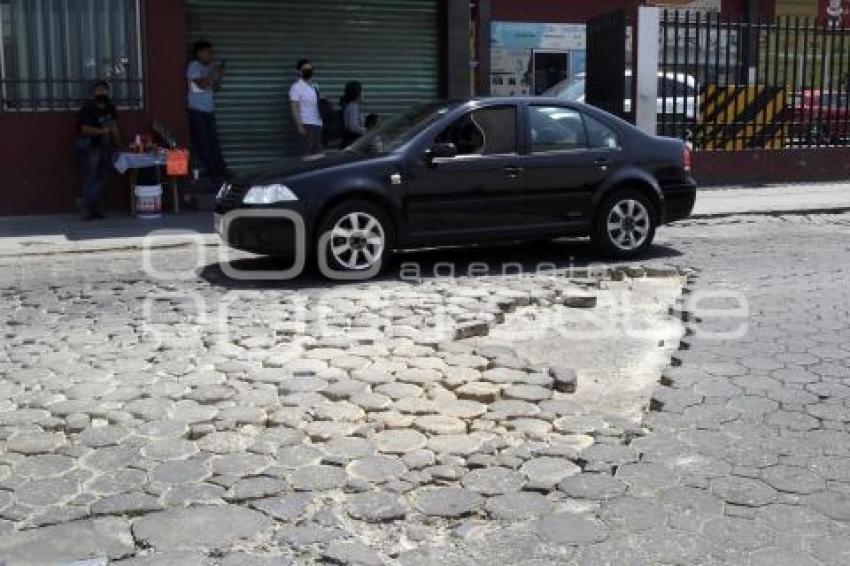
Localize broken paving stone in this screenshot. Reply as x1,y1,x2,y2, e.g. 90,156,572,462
481,367,528,384
402,449,436,470
414,415,467,436
552,415,608,435
0,517,134,564
461,467,526,495
289,464,347,491
323,541,386,566
6,431,66,455
14,454,76,479
520,457,581,490
412,487,484,518
15,476,79,507
557,474,627,500
162,483,225,507
304,421,361,441
132,505,272,550
225,476,288,501
455,321,490,340
455,382,501,403
346,456,407,483
485,491,553,520
197,432,252,454
91,491,163,516
503,384,553,402
427,433,492,456
251,493,314,521
276,445,325,469
344,491,408,522
439,400,488,419
278,523,347,547
536,512,609,544
549,367,578,393
561,292,598,309
141,439,200,461
375,429,427,454
711,476,777,507
322,437,376,463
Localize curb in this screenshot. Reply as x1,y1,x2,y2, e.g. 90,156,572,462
0,239,219,259
689,206,850,220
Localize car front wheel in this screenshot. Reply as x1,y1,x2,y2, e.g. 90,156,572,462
592,189,657,259
316,200,393,275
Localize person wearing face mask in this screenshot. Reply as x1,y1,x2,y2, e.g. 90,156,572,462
289,59,324,157
76,80,121,220
187,40,228,195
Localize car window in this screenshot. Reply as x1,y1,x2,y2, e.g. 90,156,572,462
434,106,517,156
585,115,620,149
529,106,588,153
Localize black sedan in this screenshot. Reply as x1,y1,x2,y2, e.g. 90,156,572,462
215,97,696,274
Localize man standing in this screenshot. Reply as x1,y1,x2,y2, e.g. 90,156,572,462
187,40,227,191
289,59,324,157
77,81,120,220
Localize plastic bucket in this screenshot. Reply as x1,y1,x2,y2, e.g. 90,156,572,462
134,185,163,219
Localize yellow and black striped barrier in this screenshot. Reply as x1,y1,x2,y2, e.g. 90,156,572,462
697,85,788,151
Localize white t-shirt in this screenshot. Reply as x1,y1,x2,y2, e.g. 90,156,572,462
289,79,322,126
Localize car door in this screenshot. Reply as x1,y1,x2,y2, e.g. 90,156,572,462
404,105,527,242
520,104,624,228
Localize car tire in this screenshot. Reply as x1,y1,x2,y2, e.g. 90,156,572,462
315,199,394,276
592,189,657,259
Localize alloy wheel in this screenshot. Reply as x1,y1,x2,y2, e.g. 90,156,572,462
606,198,651,251
329,212,386,270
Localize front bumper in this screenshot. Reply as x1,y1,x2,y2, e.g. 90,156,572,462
662,183,697,223
214,202,306,257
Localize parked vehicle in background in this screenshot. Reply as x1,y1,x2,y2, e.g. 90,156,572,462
216,97,696,276
543,70,698,121
789,89,850,146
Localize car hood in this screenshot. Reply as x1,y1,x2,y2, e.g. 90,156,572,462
233,151,374,186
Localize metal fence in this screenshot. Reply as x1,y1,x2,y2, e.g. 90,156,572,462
0,0,144,111
658,10,850,151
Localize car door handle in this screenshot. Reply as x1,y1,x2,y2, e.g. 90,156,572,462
503,166,524,178
594,158,611,171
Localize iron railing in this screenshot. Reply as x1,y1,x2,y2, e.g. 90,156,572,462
659,10,850,151
0,0,144,111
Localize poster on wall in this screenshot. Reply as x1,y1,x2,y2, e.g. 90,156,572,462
490,21,586,97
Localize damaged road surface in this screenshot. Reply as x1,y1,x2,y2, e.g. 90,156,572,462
1,211,850,564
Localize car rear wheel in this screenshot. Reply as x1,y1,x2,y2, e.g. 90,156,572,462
316,200,393,274
593,189,657,259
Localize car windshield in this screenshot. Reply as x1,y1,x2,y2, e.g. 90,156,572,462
543,76,586,100
349,103,451,155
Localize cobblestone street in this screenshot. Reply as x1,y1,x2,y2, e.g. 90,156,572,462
1,212,849,565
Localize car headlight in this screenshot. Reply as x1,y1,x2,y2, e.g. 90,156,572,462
243,184,298,205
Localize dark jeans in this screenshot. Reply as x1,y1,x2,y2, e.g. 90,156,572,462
78,145,112,213
189,109,227,189
299,125,324,157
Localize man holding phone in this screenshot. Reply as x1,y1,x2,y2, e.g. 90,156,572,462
187,40,227,193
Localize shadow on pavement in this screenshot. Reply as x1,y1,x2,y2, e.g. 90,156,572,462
199,238,684,291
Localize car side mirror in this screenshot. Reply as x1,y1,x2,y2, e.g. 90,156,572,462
426,142,458,162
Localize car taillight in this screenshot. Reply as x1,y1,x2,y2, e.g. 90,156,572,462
683,143,693,173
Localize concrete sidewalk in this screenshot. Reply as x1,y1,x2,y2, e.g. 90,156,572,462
0,212,216,257
0,182,849,257
692,182,850,218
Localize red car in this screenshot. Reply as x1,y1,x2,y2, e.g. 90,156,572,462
790,89,850,145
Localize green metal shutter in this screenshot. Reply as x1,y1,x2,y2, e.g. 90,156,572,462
187,0,440,172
